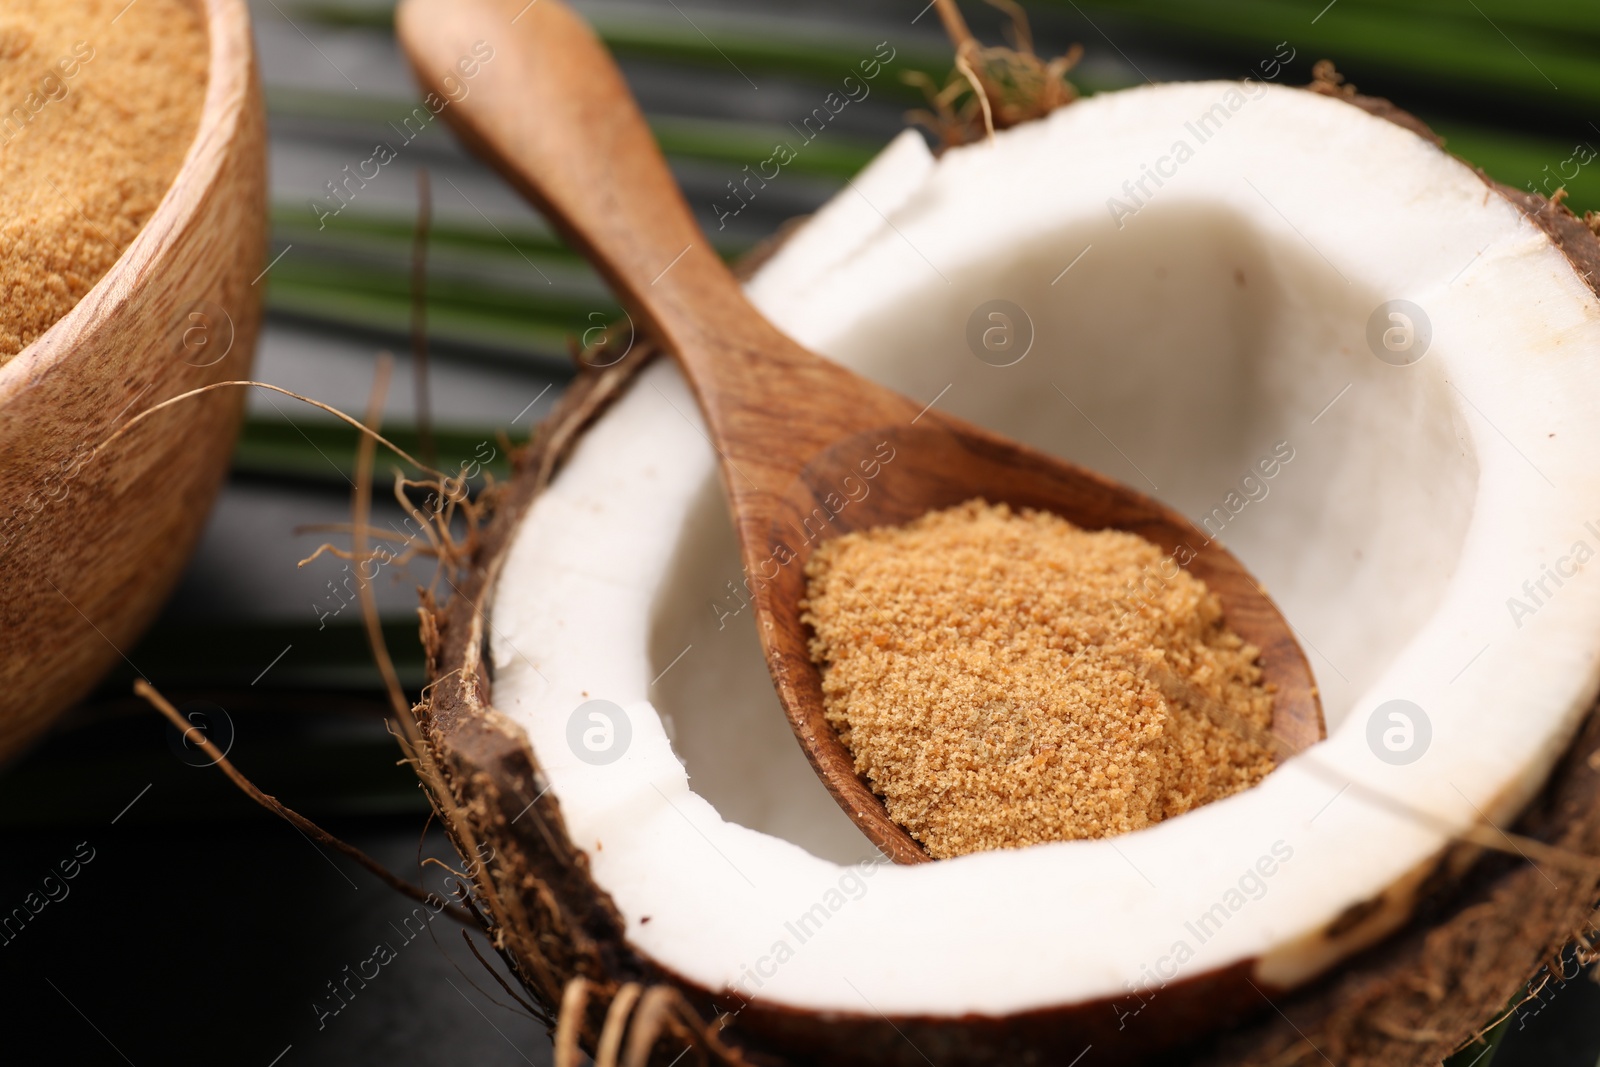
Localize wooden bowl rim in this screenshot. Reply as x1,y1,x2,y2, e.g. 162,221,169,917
0,0,258,400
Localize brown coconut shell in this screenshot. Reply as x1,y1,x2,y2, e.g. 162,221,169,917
0,0,266,760
412,85,1600,1066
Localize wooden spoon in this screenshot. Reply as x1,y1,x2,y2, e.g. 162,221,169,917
397,0,1324,863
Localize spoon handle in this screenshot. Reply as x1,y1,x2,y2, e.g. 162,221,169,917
397,0,833,435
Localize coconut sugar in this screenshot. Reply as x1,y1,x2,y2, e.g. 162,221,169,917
802,499,1277,859
0,0,208,360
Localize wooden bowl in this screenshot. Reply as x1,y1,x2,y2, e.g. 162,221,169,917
0,0,265,760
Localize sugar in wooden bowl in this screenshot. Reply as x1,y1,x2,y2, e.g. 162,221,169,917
0,0,208,358
0,0,266,757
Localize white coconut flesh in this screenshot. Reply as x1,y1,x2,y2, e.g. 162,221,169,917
491,81,1600,1017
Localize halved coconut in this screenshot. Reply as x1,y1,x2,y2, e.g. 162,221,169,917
424,80,1600,1064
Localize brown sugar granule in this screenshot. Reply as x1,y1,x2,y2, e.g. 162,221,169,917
0,0,208,361
802,499,1277,859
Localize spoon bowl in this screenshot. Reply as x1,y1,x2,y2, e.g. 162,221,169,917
766,419,1322,861
398,0,1324,862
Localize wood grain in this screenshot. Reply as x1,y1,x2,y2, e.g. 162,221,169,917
0,0,265,759
398,0,1323,863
